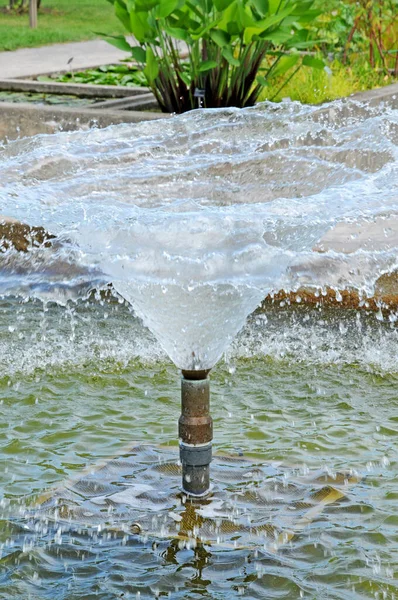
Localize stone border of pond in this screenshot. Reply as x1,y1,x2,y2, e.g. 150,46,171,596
0,100,167,142
0,71,162,141
0,78,151,98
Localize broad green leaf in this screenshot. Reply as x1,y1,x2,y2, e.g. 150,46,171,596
292,9,322,23
199,60,218,71
115,0,132,32
157,0,179,17
302,55,325,69
252,0,268,16
243,5,296,42
209,29,230,47
102,34,132,52
130,11,148,42
253,4,296,32
227,21,242,36
135,0,159,9
111,65,130,72
238,3,256,28
164,25,190,40
218,1,239,31
185,1,205,20
131,45,147,62
191,19,221,40
256,74,269,86
179,71,191,86
144,47,159,82
244,27,260,43
214,0,235,10
271,53,299,76
268,0,281,12
259,29,292,44
222,47,240,66
290,1,316,15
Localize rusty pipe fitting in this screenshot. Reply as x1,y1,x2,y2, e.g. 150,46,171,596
179,370,213,497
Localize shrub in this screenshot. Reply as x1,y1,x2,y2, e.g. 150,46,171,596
104,0,324,113
313,0,398,75
341,0,398,75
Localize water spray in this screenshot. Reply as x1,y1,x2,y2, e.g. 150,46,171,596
179,369,213,497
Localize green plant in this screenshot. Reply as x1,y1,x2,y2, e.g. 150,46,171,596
104,0,325,113
6,0,42,12
312,0,358,55
47,64,148,87
258,56,394,104
341,0,398,75
312,0,398,75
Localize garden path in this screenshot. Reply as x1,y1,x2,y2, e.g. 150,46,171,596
0,39,130,78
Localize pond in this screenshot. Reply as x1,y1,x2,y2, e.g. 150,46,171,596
0,297,397,599
0,90,103,107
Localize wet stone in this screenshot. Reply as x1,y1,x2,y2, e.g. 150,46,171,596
0,216,55,253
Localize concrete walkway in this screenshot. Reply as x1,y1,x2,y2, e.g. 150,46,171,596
0,40,130,78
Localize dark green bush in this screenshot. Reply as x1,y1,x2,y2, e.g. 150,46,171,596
104,0,324,113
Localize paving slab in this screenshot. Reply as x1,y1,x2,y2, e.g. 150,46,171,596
0,40,130,79
0,78,149,97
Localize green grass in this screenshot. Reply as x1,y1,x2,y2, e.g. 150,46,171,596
0,0,124,51
259,59,396,104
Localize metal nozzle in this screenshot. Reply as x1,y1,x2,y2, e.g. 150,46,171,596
179,370,213,497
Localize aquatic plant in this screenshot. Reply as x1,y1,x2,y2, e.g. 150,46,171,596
104,0,324,113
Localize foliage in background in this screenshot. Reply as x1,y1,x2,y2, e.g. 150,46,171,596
342,0,397,75
105,0,325,113
312,0,357,54
259,57,395,104
313,0,398,75
5,0,42,12
0,0,124,51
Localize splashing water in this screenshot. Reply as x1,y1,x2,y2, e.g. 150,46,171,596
1,99,397,369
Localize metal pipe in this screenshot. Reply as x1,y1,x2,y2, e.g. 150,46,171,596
179,369,213,497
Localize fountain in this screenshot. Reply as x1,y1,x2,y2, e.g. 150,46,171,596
0,96,397,595
2,99,397,498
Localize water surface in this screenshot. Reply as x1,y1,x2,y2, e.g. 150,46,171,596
0,298,397,599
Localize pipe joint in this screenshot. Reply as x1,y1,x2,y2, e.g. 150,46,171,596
179,442,212,467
